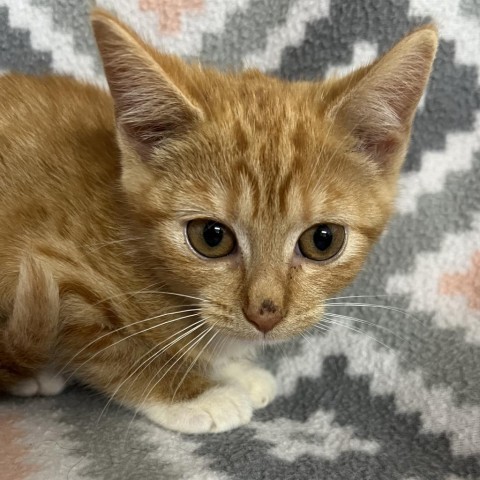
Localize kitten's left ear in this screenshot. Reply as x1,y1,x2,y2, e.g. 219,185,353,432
91,8,203,157
329,25,438,172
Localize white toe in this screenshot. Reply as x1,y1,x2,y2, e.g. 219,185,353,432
36,371,66,396
8,378,39,397
7,370,66,397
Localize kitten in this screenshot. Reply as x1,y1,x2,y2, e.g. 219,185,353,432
0,9,437,433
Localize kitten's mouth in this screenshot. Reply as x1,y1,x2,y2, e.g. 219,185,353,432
211,321,295,345
215,329,289,348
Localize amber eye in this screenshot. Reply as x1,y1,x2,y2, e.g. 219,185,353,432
186,219,236,258
297,223,346,262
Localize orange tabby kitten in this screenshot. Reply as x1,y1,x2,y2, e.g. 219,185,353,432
0,9,437,433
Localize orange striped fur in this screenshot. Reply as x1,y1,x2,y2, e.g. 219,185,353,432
0,9,437,430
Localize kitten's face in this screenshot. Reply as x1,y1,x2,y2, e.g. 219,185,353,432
92,12,437,342
120,79,395,342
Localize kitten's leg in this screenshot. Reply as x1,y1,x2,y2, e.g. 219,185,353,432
0,255,61,394
214,361,277,409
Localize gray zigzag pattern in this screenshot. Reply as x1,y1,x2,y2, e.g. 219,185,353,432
199,0,295,69
196,356,480,480
460,0,480,19
41,388,180,480
31,0,102,73
0,6,52,73
329,151,480,405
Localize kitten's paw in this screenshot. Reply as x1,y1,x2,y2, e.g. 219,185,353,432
216,362,277,409
8,370,66,397
8,378,39,397
143,385,253,433
36,370,66,396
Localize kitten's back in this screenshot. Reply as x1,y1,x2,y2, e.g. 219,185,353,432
0,75,119,298
0,75,117,215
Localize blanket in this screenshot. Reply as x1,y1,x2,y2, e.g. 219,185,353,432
0,1,479,479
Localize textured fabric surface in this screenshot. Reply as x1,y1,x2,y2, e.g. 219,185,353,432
0,1,479,479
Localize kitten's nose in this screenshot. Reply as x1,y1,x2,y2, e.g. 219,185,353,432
243,300,282,333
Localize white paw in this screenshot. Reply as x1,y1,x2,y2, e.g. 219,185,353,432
8,370,66,397
143,385,253,434
36,370,66,396
216,362,277,409
8,378,39,397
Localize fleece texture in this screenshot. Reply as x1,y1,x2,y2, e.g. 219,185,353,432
0,1,479,479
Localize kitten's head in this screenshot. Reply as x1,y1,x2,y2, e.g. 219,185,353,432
92,10,437,342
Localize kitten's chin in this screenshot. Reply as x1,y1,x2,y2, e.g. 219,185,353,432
211,332,289,365
214,328,295,347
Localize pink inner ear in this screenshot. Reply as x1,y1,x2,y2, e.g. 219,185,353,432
353,127,403,163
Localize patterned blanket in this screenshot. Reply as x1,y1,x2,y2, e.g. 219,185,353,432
1,1,479,479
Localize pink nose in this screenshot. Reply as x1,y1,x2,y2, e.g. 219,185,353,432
243,300,282,333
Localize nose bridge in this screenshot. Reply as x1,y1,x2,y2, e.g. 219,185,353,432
245,261,285,311
243,263,286,333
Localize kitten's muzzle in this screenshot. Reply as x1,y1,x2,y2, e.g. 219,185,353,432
243,300,283,333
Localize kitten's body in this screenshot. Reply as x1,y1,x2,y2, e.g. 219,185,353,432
0,75,273,429
0,10,438,433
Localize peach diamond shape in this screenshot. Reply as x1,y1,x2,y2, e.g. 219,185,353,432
139,0,204,34
439,251,480,310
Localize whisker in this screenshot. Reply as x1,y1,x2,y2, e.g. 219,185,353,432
275,340,292,366
323,312,408,343
172,329,219,401
62,310,201,381
316,319,391,350
90,281,167,307
311,323,330,335
131,290,230,310
326,294,400,301
60,306,201,373
300,331,313,346
86,236,146,251
324,302,422,322
210,333,229,366
142,323,214,404
147,290,210,304
124,322,214,435
97,319,206,424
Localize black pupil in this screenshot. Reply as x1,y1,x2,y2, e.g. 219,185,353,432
203,222,224,248
313,225,333,251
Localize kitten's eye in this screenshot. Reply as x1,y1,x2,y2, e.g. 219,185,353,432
297,223,346,262
186,219,236,258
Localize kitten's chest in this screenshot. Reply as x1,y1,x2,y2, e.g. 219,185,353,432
210,337,257,370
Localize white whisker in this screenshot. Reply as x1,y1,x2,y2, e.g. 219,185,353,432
63,310,201,381
317,319,391,350
124,322,214,436
323,312,407,343
172,329,219,401
326,294,399,301
97,319,206,423
324,302,421,322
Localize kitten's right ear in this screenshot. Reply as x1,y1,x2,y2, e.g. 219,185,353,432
91,8,203,157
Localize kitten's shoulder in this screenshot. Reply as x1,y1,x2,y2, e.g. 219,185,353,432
0,74,113,127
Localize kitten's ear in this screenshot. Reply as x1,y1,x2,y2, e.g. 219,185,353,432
91,8,203,156
329,25,438,171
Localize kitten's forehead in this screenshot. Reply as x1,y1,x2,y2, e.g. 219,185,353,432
162,78,387,240
208,114,361,218
180,124,369,233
